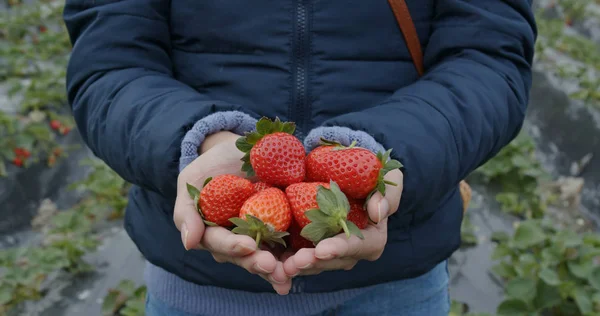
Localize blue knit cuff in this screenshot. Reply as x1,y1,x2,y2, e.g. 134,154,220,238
179,111,257,171
304,126,385,155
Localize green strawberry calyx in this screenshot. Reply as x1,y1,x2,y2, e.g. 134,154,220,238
229,215,289,248
300,180,365,244
364,149,403,206
318,137,358,151
235,117,296,177
186,178,219,227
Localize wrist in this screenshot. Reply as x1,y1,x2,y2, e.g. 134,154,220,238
200,131,240,154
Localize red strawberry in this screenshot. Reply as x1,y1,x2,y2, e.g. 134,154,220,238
285,182,330,228
348,199,369,229
50,120,61,130
230,187,292,247
288,220,314,251
38,25,47,33
12,157,23,167
60,126,71,135
298,181,366,245
236,117,305,188
13,147,29,158
253,181,272,193
186,174,254,227
306,138,402,200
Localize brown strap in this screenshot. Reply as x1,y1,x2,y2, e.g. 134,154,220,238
387,0,424,76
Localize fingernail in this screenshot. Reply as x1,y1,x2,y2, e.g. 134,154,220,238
299,263,313,269
268,275,285,284
377,199,389,223
316,254,333,260
181,223,189,251
233,243,254,254
255,263,271,274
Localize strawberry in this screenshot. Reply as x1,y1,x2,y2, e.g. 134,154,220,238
288,220,314,251
229,187,292,247
50,120,61,130
13,147,29,158
299,181,365,244
306,138,402,200
186,174,254,227
253,181,272,193
12,157,23,167
347,199,369,229
285,182,330,228
236,117,305,188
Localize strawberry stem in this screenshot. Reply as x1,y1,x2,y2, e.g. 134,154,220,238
383,180,398,186
339,218,351,238
256,231,262,247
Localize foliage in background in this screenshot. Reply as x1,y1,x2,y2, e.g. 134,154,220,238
102,280,146,316
491,220,600,315
0,0,74,175
0,160,130,314
0,0,599,315
475,132,552,219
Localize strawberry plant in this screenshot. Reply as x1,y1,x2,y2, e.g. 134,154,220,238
491,220,600,315
0,158,130,313
475,132,551,219
102,280,147,316
0,0,76,175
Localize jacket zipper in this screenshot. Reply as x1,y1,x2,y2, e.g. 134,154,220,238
290,1,310,292
290,0,311,140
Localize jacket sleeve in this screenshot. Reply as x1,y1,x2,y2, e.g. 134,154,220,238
311,0,537,218
63,0,257,199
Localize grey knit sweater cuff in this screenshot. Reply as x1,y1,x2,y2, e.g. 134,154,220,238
304,126,385,155
179,111,257,171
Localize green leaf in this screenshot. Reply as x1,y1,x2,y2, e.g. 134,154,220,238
304,209,332,224
246,132,262,144
345,220,364,240
513,221,547,249
572,287,593,314
256,118,271,135
556,230,583,248
491,231,510,243
229,217,250,228
568,260,593,279
203,177,213,188
235,136,253,153
203,220,218,227
186,183,200,199
281,122,296,134
497,298,530,315
590,267,600,291
492,262,517,279
533,279,562,310
301,222,335,243
491,244,511,260
0,283,13,305
506,278,537,303
0,161,6,177
538,268,561,286
316,181,350,217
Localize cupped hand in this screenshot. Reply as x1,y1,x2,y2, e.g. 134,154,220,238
283,169,403,277
173,131,292,295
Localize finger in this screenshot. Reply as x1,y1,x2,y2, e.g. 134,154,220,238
383,169,403,217
212,249,278,275
314,220,388,261
200,226,258,257
173,195,205,250
365,192,389,224
297,259,358,276
283,248,318,277
268,262,292,295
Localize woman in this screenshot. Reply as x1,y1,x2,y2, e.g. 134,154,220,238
63,0,536,315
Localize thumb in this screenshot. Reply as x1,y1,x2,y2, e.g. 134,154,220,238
173,193,205,250
366,192,390,224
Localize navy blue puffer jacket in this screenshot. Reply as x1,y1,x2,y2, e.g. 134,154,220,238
63,0,536,293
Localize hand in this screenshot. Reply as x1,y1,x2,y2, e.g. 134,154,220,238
283,169,403,277
173,131,292,295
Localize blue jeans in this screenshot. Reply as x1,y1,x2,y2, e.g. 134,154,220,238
145,261,450,316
